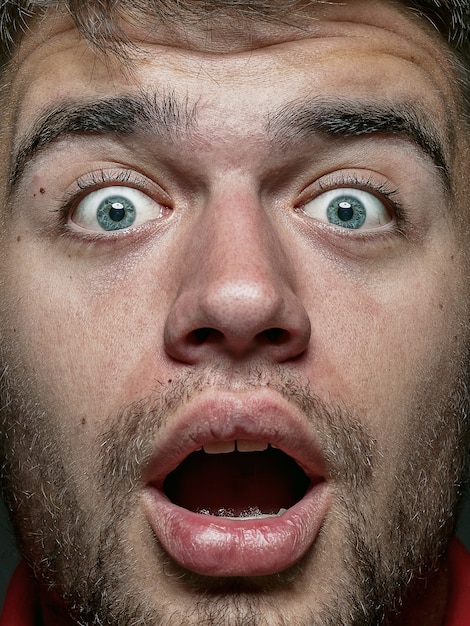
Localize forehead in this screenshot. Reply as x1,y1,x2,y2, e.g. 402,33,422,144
4,0,465,178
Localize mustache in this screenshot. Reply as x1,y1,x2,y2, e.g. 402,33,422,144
97,363,377,501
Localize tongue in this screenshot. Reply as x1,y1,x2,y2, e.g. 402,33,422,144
163,447,310,517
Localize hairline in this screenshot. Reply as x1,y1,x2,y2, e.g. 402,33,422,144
0,1,469,60
0,1,468,123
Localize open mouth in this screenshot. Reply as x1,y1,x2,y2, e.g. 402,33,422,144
163,441,311,519
142,391,331,576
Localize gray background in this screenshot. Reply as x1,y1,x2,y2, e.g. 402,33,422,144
1,485,469,608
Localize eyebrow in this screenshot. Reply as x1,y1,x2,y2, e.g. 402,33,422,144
9,92,452,194
269,98,452,190
9,90,196,193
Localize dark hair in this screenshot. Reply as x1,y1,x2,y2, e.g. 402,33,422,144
0,0,469,110
1,0,469,51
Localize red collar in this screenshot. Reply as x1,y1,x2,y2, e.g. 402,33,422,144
0,561,38,626
445,540,470,626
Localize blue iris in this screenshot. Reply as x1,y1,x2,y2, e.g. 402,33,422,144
326,196,367,229
96,195,137,231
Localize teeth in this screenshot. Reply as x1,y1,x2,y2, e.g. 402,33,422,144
203,440,236,454
236,439,268,452
234,507,287,520
197,507,287,519
202,439,269,453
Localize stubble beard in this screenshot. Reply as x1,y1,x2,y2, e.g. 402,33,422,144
0,364,468,626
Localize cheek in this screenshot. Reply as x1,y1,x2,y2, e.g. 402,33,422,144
0,243,169,433
305,253,468,450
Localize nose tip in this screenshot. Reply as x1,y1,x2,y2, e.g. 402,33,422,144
164,278,311,364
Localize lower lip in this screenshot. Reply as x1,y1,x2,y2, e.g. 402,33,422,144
142,482,330,577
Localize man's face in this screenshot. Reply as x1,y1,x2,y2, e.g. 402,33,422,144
1,1,469,625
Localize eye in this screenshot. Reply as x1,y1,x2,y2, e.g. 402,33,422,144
70,186,166,233
302,188,392,231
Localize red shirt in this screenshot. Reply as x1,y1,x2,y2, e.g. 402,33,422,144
2,541,470,625
446,541,470,625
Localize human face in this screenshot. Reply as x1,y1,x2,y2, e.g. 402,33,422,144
1,1,469,625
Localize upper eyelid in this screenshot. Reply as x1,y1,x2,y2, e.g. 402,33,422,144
77,169,135,189
75,169,156,193
61,168,169,207
316,171,397,193
302,172,401,206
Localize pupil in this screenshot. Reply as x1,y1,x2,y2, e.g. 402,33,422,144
337,201,354,222
109,202,126,222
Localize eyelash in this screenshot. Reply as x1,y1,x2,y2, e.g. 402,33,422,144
57,169,155,221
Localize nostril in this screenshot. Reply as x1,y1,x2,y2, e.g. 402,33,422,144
190,327,224,345
262,327,290,345
164,285,311,363
189,326,291,349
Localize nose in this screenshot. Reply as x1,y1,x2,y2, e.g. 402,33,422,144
163,190,311,364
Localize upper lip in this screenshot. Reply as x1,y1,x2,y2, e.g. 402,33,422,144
143,386,328,489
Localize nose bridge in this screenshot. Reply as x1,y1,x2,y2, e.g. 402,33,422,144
181,182,295,330
164,182,311,363
197,187,284,292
